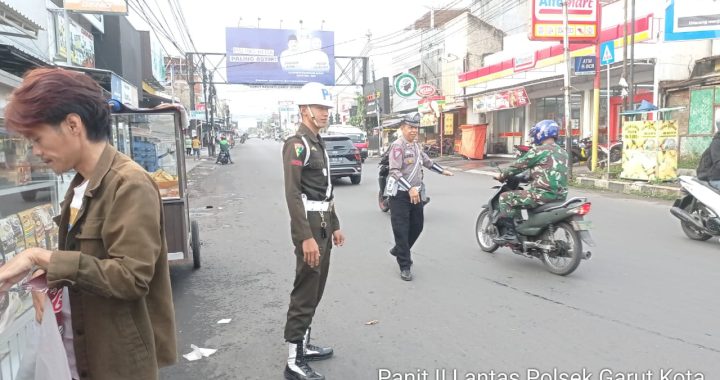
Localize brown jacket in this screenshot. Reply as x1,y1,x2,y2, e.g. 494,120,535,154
47,144,177,380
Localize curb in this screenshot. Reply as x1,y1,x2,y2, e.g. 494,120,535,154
452,165,682,199
573,176,681,198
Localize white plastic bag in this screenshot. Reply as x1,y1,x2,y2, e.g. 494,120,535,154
16,297,71,380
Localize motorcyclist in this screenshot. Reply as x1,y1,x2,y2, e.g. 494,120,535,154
216,135,234,164
493,120,569,243
696,122,720,189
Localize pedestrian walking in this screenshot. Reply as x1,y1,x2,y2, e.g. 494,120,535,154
385,113,454,281
282,82,345,380
192,136,201,160
184,135,192,156
0,67,176,380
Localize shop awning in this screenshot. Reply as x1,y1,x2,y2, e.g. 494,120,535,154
0,0,42,39
0,43,51,78
59,65,116,93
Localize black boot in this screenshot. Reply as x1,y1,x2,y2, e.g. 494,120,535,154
284,341,325,380
493,218,518,243
303,327,333,361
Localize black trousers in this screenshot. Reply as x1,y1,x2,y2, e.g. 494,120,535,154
389,190,424,270
284,212,333,342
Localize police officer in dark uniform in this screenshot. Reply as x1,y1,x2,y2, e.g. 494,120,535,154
385,113,454,281
282,82,345,380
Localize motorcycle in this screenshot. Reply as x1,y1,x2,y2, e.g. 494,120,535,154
475,167,595,276
217,151,230,165
586,139,623,170
670,176,720,241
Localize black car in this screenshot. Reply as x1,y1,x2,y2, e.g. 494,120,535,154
321,134,362,184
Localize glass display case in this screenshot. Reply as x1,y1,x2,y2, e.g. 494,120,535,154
0,122,60,378
111,113,181,199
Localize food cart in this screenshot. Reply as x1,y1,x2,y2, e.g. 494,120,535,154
108,99,201,268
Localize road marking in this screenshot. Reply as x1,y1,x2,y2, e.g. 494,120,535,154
467,169,497,176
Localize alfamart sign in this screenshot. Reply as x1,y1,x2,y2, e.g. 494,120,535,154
530,0,599,41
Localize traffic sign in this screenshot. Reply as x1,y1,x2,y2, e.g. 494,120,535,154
600,41,615,65
574,56,596,76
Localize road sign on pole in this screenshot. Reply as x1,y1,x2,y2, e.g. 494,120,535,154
600,41,615,66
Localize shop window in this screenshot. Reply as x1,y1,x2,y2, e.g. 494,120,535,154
0,123,60,356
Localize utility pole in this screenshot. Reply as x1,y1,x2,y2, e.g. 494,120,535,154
629,0,636,109
562,0,573,178
591,4,602,172
202,61,209,152
372,67,381,153
209,71,215,156
622,0,628,110
187,53,197,137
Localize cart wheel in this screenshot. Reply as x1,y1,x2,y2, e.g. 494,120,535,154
191,220,201,269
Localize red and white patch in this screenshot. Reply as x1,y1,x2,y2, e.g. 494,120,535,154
289,159,303,166
392,147,402,160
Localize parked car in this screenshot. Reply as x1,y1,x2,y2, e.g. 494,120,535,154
326,125,368,162
321,134,363,184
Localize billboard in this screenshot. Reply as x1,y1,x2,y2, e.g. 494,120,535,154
665,0,720,41
363,77,390,116
64,0,128,14
620,120,679,181
530,0,599,41
226,28,334,85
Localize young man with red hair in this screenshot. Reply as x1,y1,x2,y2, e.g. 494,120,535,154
0,68,176,380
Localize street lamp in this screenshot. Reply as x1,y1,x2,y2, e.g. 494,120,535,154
257,17,261,28
237,17,242,27
321,20,325,30
280,19,283,29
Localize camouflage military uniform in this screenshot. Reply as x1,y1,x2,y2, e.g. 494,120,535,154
498,143,569,218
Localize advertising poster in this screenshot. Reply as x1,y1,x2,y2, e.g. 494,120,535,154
226,28,334,85
657,120,679,181
665,0,720,41
444,113,454,135
54,14,95,68
621,120,679,181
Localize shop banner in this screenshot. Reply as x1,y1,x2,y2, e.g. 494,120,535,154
64,0,128,14
225,28,334,85
444,113,454,135
620,120,679,181
472,88,529,113
530,0,599,41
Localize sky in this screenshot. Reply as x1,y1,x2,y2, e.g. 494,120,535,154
127,0,472,121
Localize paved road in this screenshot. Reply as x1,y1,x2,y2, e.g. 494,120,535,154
161,139,720,380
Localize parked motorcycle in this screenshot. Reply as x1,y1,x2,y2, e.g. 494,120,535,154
586,139,623,170
475,167,595,276
670,176,720,241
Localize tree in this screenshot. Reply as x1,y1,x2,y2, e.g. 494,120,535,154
349,94,366,130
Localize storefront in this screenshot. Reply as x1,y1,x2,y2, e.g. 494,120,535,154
460,13,658,153
473,87,530,155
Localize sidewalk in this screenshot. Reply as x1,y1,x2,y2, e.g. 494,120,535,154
437,154,684,199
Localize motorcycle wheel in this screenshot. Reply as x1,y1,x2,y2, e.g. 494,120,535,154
680,203,712,241
586,152,607,170
475,209,499,253
541,222,582,276
378,191,390,213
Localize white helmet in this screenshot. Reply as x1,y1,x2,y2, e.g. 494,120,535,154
296,82,334,108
